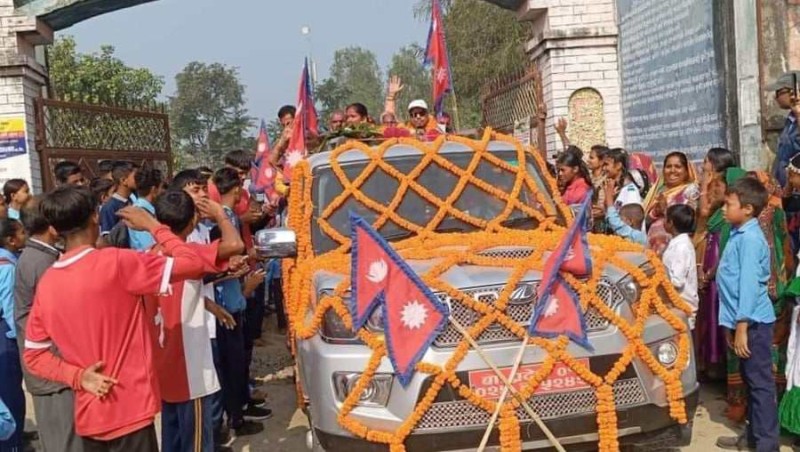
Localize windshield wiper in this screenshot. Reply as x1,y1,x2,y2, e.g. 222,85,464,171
500,216,539,229
382,230,417,242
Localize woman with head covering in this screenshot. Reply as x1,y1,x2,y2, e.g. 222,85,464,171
694,147,740,382
725,171,793,423
645,152,700,256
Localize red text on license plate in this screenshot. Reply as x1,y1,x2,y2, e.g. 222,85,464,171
467,359,591,400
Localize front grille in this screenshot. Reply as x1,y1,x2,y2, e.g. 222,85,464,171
478,247,534,260
414,378,646,432
434,279,623,347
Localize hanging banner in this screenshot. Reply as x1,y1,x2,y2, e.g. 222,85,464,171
0,116,27,160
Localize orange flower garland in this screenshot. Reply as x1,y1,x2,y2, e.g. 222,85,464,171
282,130,694,451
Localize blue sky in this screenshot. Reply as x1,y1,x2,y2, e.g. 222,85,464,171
62,0,429,123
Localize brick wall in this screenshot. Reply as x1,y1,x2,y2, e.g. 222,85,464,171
522,0,623,159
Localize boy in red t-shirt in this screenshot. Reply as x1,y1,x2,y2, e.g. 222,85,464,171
23,187,206,451
144,191,244,452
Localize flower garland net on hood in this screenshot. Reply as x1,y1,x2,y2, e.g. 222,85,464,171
283,130,693,452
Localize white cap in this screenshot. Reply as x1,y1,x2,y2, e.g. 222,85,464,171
408,99,429,112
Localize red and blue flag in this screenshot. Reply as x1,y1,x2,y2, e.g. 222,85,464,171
529,195,593,350
424,0,452,118
250,120,279,201
283,59,318,180
350,213,449,386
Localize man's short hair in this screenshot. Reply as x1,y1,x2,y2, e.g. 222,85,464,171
111,161,136,184
135,166,163,198
41,187,98,236
89,178,115,204
98,160,115,176
196,166,213,179
224,150,253,171
169,169,207,192
54,161,82,185
619,204,645,230
19,196,50,236
666,204,696,234
154,191,196,234
728,178,769,217
213,167,241,195
278,105,296,120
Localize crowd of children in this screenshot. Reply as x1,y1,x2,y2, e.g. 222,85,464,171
0,143,286,452
553,135,800,450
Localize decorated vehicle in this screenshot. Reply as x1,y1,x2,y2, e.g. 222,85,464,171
256,130,698,452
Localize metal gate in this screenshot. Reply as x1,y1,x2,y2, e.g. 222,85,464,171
35,98,172,190
480,64,546,154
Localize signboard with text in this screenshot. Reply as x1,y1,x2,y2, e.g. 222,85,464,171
0,116,27,160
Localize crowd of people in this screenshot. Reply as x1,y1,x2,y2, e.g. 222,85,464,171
549,72,800,452
0,69,798,452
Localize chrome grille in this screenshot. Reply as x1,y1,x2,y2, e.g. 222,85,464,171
434,279,622,347
478,247,534,260
415,378,645,432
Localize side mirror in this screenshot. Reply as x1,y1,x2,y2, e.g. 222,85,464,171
254,228,297,259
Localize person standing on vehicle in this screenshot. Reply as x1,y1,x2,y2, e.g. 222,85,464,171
770,71,800,188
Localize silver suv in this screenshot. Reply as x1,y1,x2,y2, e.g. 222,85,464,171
257,137,698,451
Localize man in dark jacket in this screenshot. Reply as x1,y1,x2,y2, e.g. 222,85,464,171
14,197,85,452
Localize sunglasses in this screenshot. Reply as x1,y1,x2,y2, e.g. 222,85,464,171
410,110,428,118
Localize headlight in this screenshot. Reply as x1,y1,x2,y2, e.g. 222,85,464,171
654,340,678,367
333,372,393,407
321,308,357,342
616,276,640,303
366,307,384,333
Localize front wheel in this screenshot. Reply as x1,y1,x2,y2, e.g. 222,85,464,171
306,428,326,452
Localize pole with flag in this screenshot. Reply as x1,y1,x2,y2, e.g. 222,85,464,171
424,0,460,130
283,58,319,181
250,119,280,202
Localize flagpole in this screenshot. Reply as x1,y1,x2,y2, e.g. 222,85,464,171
450,88,462,133
448,318,565,452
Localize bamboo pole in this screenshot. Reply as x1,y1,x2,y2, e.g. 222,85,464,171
449,318,565,452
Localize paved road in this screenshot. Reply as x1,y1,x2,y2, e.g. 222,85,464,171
22,321,799,451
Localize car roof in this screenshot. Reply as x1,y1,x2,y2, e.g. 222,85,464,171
305,139,526,169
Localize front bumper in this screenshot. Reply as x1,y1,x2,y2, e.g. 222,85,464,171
315,388,699,451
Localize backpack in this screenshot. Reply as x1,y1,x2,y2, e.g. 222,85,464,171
107,221,131,249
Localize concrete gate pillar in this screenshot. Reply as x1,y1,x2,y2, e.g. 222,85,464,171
514,0,624,160
0,0,51,193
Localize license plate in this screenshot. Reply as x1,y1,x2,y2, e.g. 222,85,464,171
467,359,591,400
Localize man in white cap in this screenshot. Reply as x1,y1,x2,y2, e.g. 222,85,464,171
405,99,441,141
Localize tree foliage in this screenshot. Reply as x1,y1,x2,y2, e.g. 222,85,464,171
386,44,431,117
315,47,384,122
48,36,164,106
414,0,527,128
169,62,254,167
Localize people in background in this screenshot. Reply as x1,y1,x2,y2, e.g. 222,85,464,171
556,146,592,206
54,161,86,187
783,153,800,263
646,152,699,256
327,110,345,133
128,167,165,251
97,160,115,181
0,218,27,452
662,204,699,328
3,179,31,221
345,102,370,126
769,71,800,188
89,177,115,208
99,161,137,238
588,145,610,231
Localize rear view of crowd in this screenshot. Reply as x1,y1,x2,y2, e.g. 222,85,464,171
0,150,286,452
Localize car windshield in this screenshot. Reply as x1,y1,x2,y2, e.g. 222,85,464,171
310,149,561,255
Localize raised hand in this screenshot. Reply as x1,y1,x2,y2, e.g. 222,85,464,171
387,75,405,98
555,117,568,136
117,206,160,232
195,198,225,222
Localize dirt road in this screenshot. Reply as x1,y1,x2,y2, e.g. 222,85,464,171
22,324,799,451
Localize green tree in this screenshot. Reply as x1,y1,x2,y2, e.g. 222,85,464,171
169,62,254,167
386,44,431,117
316,47,384,122
48,35,164,106
414,0,527,128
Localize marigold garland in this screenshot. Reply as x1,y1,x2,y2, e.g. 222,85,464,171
282,130,693,452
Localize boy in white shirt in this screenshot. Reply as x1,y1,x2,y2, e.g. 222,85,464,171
662,204,699,328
